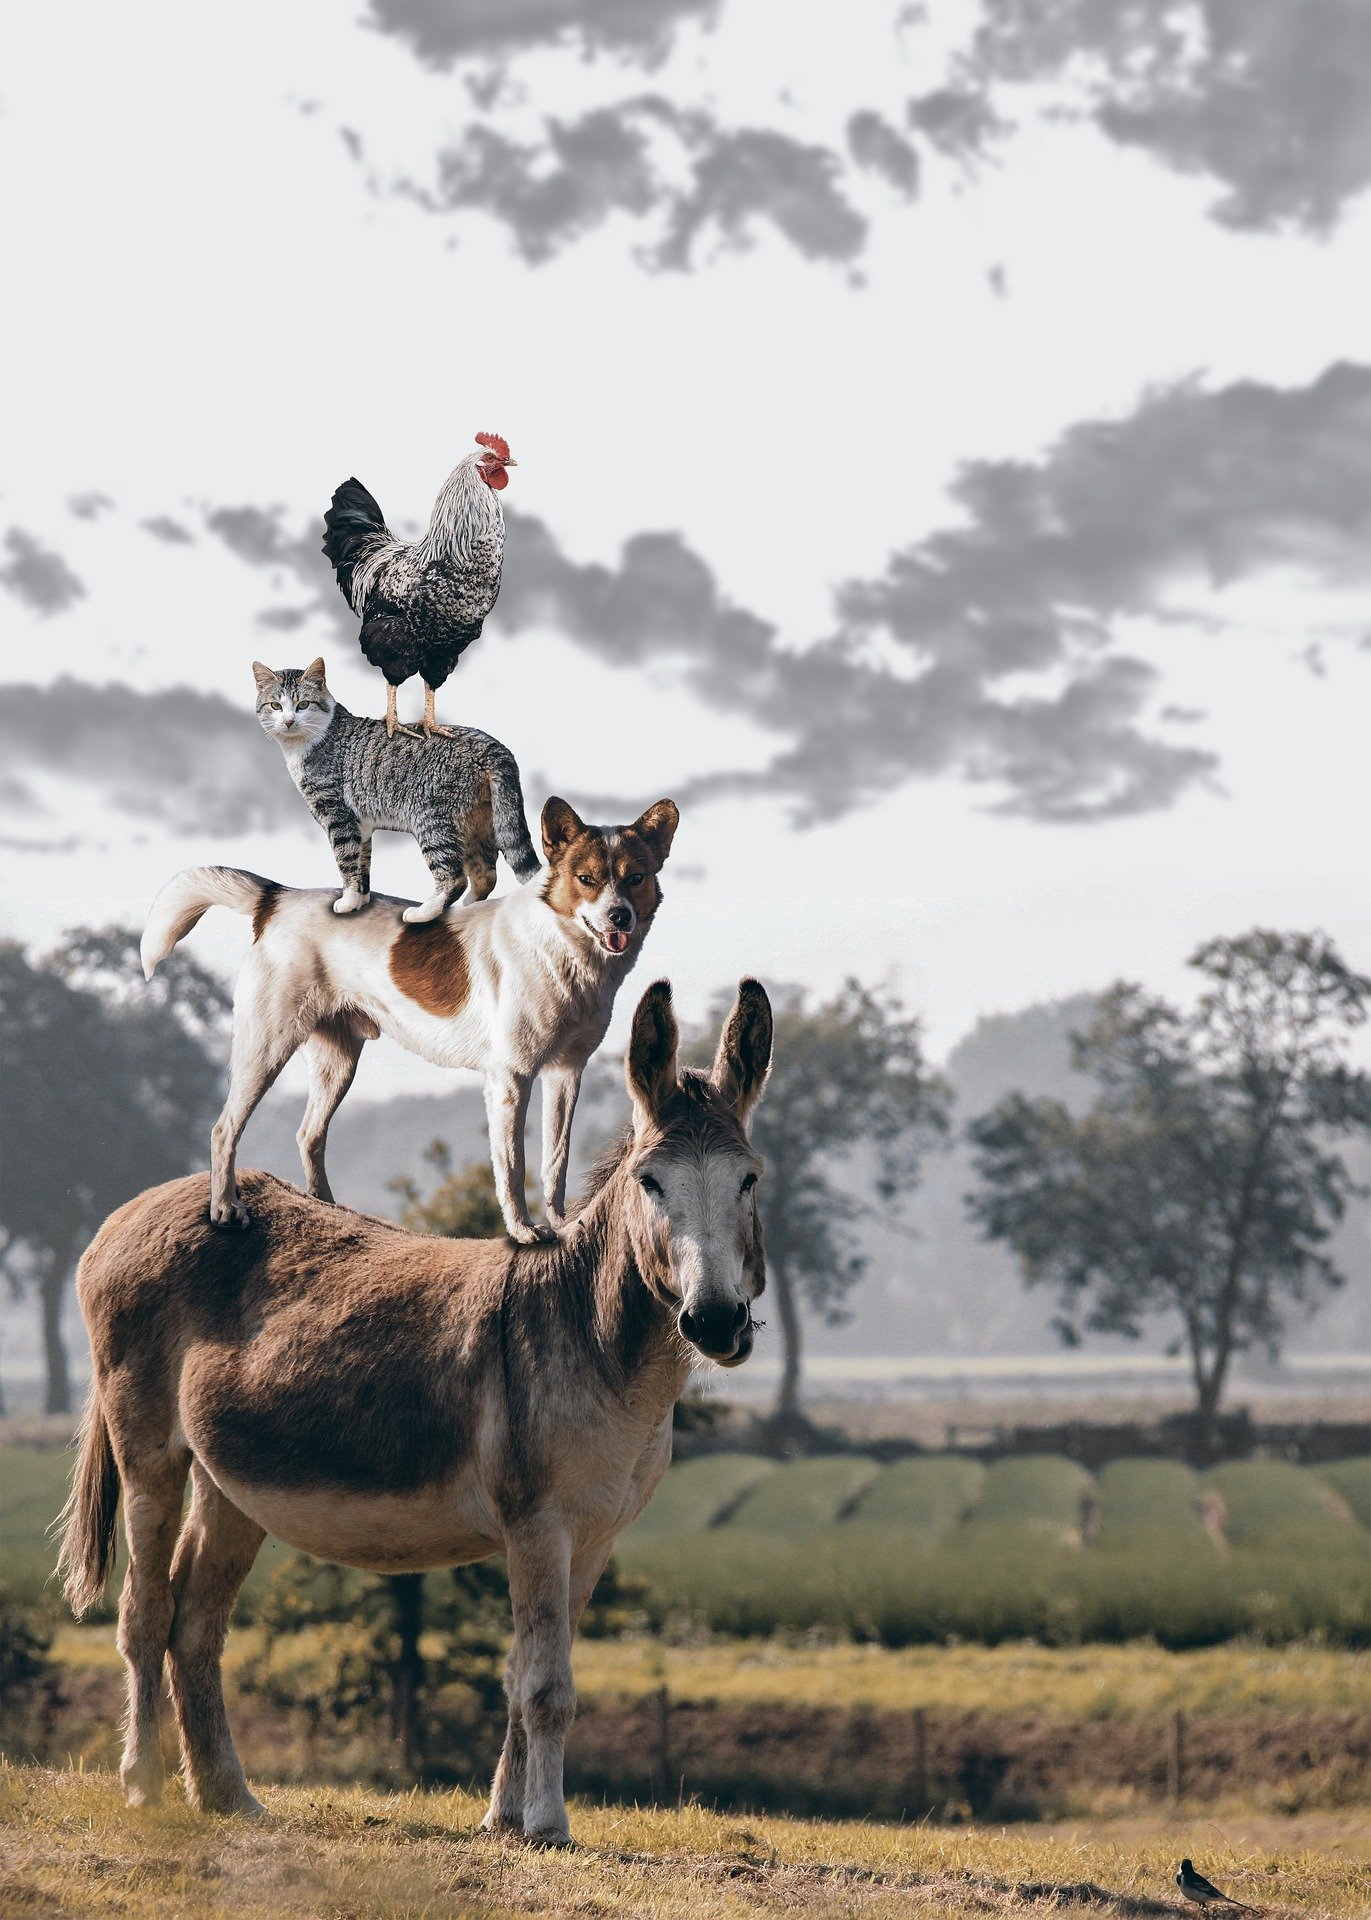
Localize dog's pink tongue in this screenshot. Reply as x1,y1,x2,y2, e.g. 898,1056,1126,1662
605,928,631,954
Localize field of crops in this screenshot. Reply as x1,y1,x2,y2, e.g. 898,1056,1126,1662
5,1443,1368,1648
618,1451,1371,1647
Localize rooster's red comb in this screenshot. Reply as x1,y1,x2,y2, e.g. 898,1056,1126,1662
475,432,511,461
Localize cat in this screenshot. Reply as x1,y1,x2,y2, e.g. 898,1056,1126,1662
252,658,541,922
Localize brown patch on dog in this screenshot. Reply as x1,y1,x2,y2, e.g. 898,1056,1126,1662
389,919,470,1016
251,883,282,944
543,826,612,920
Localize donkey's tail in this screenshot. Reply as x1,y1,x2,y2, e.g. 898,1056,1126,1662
141,865,279,979
487,747,542,883
55,1389,121,1618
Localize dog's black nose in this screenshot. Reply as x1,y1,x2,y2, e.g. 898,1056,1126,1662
608,906,633,931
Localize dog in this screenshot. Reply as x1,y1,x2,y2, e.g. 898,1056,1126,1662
141,796,678,1244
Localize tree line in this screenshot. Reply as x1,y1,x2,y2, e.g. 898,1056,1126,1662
1,926,1366,1450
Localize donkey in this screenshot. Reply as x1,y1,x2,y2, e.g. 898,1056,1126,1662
57,978,771,1846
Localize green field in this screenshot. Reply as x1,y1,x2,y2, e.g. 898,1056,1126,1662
5,1442,1369,1647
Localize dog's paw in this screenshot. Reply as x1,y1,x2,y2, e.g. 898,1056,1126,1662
507,1220,557,1247
333,890,369,915
208,1200,251,1232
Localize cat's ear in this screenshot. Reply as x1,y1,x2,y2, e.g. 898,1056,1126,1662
251,661,278,691
304,657,327,686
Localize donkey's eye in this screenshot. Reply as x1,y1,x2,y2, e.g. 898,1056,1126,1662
740,1172,758,1197
639,1173,663,1197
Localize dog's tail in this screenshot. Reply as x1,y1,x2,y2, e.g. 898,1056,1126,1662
487,747,542,884
141,866,280,979
55,1387,121,1618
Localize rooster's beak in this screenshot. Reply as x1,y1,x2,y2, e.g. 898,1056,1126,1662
502,458,517,467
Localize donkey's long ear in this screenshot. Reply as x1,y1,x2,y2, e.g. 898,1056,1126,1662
541,796,585,859
632,798,679,866
626,979,679,1130
711,978,772,1123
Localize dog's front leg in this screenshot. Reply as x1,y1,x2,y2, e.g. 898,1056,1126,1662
484,1070,552,1246
540,1067,582,1231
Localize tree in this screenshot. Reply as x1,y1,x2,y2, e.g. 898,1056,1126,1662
389,1141,507,1239
693,980,949,1432
967,930,1371,1453
0,928,228,1412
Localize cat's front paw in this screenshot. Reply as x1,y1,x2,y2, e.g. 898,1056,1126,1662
401,896,447,925
333,889,369,915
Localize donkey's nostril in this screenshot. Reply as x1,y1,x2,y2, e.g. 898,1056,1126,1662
732,1300,749,1333
679,1307,702,1348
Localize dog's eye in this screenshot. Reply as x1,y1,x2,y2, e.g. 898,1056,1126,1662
577,873,598,887
639,1173,663,1197
625,872,645,888
740,1172,758,1197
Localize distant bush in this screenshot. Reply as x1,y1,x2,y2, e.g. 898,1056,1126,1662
723,1457,880,1533
630,1452,778,1535
1206,1460,1355,1550
1314,1457,1371,1531
848,1457,985,1535
1094,1459,1212,1552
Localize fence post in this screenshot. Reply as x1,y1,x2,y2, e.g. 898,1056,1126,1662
912,1706,929,1811
655,1683,672,1801
1167,1708,1185,1805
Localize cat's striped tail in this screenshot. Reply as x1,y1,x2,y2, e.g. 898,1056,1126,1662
487,747,542,883
141,866,279,979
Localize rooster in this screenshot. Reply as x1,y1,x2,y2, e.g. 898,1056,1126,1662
322,432,516,739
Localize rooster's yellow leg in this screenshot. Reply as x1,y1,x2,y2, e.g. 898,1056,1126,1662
420,685,456,739
384,686,420,740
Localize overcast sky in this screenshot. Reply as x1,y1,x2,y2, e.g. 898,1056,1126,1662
3,0,1370,1101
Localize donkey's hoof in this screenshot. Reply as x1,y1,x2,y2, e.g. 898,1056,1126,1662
192,1779,266,1819
524,1825,574,1850
478,1813,523,1838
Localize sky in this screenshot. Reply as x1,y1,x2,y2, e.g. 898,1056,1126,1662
3,0,1370,1105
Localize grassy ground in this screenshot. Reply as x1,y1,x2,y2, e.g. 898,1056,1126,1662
3,1765,1368,1920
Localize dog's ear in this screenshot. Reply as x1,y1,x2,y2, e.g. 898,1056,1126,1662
626,980,679,1130
710,978,772,1124
541,797,585,859
303,656,327,686
632,799,679,867
251,661,278,691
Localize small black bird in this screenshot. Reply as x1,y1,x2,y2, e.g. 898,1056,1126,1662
1177,1860,1259,1912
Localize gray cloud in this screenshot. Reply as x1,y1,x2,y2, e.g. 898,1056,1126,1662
57,363,1361,836
141,515,195,544
401,100,872,267
0,528,85,616
0,678,299,836
364,0,717,70
67,492,114,521
846,111,920,197
967,0,1371,231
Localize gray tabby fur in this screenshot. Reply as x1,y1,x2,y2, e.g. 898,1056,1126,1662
253,658,540,924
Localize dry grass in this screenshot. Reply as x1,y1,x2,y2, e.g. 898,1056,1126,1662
2,1764,1367,1920
569,1637,1371,1720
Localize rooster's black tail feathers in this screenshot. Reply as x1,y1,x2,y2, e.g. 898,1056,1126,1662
323,476,388,603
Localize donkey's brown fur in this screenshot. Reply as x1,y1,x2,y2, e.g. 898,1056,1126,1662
58,979,771,1845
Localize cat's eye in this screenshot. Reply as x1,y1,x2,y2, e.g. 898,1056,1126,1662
639,1173,663,1197
269,701,281,710
297,700,313,710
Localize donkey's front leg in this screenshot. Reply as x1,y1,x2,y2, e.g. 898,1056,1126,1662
482,1642,527,1835
499,1521,575,1845
483,1069,550,1246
